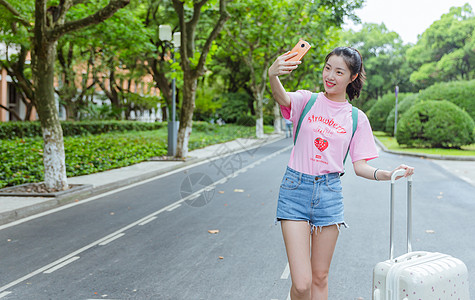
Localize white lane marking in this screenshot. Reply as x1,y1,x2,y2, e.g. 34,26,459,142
0,138,283,232
98,233,125,246
166,203,181,211
0,199,186,293
287,292,291,300
138,216,157,226
281,263,290,279
0,144,293,294
0,291,11,298
43,256,80,274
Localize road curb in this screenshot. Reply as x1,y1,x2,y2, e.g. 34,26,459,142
374,136,475,161
0,134,285,226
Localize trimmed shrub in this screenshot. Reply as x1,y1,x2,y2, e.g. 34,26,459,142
0,123,261,188
367,92,410,131
361,99,377,113
385,93,421,135
396,100,475,148
0,121,164,140
418,80,475,120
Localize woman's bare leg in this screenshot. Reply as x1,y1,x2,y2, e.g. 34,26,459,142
281,220,312,300
310,225,339,300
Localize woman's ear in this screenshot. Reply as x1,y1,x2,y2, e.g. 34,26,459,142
351,73,359,82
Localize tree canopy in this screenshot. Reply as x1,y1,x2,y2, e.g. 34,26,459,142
407,4,475,89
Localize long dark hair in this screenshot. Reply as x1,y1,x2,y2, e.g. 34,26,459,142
324,47,366,101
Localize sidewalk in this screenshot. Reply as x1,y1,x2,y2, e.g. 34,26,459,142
0,134,284,226
374,137,475,186
1,134,474,227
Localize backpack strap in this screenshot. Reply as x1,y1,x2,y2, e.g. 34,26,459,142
292,94,358,176
340,106,358,176
293,93,318,145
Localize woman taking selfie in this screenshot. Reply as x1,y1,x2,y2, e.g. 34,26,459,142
268,46,414,300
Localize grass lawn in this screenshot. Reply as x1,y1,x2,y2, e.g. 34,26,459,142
0,124,275,188
373,131,475,157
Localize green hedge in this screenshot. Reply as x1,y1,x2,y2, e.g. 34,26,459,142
385,93,421,135
0,123,265,188
417,80,475,121
396,100,475,148
367,92,410,131
0,120,165,140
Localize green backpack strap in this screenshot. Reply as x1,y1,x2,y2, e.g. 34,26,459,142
293,93,318,145
292,95,358,176
341,106,358,176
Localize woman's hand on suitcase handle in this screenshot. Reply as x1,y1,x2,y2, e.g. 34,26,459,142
391,164,415,181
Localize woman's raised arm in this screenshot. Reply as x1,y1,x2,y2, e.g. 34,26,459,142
268,52,301,108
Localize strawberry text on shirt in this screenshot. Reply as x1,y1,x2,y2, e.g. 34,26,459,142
307,114,347,134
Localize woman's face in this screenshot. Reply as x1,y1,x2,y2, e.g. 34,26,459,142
322,55,355,101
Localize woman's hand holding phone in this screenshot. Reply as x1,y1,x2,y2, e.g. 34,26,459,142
268,40,310,77
268,40,310,108
268,52,302,77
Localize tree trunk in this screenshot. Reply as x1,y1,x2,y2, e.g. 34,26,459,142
32,41,68,190
254,90,265,138
176,72,197,158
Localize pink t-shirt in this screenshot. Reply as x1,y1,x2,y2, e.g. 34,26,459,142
281,91,378,175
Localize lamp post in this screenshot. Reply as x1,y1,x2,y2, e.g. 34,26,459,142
394,85,399,137
159,25,180,157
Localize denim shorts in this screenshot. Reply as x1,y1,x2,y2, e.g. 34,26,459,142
276,166,348,233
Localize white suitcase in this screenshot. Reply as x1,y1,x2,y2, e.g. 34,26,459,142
372,170,470,300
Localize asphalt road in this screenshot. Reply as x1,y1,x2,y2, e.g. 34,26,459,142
0,138,474,300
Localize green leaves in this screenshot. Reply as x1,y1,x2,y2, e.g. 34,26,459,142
396,100,475,148
406,4,475,88
340,23,407,104
0,123,265,188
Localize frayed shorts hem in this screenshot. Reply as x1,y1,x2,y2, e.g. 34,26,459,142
275,218,349,234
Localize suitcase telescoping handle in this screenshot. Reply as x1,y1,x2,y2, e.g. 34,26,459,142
389,169,413,260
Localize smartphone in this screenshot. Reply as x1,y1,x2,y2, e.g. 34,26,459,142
285,40,311,61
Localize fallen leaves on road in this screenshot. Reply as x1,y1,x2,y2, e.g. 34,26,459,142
218,256,224,259
234,189,244,193
218,191,225,194
208,229,220,234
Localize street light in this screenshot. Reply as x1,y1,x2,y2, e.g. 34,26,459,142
159,25,180,157
394,85,399,137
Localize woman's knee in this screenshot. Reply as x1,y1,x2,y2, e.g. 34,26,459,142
312,270,329,288
292,276,312,296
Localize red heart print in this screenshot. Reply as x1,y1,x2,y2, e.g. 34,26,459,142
314,138,328,152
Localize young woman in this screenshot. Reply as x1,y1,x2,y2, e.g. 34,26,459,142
268,47,414,300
